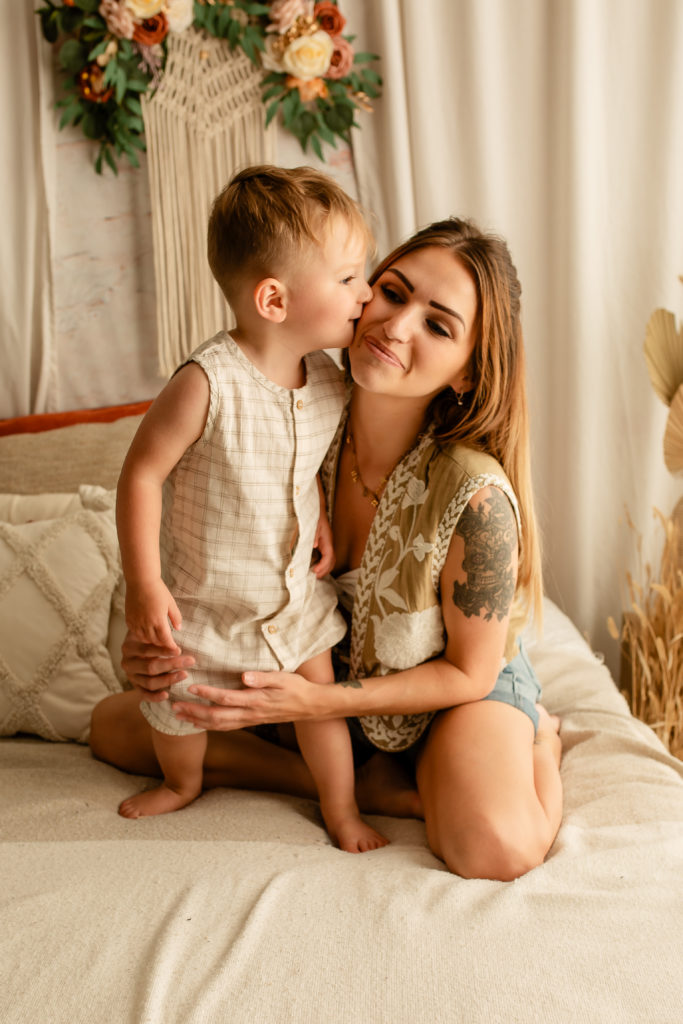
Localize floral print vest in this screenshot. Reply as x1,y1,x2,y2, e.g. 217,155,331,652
321,415,525,752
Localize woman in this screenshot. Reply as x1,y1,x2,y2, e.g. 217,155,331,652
90,217,562,880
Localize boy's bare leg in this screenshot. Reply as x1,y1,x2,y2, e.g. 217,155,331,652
295,651,389,853
118,728,206,818
90,690,422,818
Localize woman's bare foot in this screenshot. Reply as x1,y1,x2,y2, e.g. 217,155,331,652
118,781,201,819
323,810,390,854
356,752,423,819
535,705,562,766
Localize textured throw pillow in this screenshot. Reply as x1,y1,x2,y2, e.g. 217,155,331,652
0,507,123,742
78,485,130,687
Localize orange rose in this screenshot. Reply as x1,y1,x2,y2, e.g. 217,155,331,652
286,75,329,102
313,2,346,36
326,34,354,79
132,12,168,46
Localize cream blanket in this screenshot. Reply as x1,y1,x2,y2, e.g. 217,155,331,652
2,599,683,1024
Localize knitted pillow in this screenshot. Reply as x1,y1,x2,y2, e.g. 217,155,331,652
0,505,122,742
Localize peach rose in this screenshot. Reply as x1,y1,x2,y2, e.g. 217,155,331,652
313,2,346,36
326,34,354,79
281,29,333,80
267,0,314,34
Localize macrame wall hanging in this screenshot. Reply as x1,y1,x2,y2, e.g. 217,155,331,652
142,28,275,377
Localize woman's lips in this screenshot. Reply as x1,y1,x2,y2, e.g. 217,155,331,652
363,334,405,369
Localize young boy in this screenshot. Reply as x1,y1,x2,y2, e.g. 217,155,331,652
116,165,387,854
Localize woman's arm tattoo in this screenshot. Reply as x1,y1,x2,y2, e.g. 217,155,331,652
452,490,517,621
336,679,363,688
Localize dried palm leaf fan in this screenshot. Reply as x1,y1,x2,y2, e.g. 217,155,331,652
142,28,275,377
615,296,683,758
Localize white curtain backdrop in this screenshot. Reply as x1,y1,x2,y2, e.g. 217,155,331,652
0,0,57,416
2,0,682,677
347,0,683,674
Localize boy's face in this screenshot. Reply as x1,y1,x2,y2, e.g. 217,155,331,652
285,216,372,352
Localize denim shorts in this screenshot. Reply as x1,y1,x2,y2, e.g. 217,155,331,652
482,641,542,733
345,641,542,766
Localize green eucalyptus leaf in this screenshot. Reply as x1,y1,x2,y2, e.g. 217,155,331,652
311,133,324,161
40,11,60,44
81,111,99,139
115,66,127,105
104,146,119,175
87,39,109,61
59,39,86,73
264,97,281,128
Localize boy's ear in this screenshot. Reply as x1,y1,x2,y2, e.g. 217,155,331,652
253,277,287,323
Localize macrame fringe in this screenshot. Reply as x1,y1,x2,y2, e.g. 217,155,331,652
142,28,275,377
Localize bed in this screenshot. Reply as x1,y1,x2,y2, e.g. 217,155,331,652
1,403,682,1024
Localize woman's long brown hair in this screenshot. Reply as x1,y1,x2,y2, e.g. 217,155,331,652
369,218,543,626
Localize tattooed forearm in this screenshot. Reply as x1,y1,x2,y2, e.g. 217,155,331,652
451,490,517,621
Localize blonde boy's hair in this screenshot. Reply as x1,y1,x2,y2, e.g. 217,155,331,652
207,164,374,304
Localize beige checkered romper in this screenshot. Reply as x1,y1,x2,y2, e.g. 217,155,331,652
141,333,347,736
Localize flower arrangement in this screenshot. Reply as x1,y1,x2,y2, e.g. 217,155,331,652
36,0,381,174
608,287,683,758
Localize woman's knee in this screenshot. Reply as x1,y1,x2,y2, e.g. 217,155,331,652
431,812,548,881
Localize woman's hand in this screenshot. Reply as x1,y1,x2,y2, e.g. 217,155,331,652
120,631,195,701
172,671,335,732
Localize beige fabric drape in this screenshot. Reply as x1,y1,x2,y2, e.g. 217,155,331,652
0,0,56,416
347,0,683,676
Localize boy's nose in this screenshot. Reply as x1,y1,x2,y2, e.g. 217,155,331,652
360,280,373,303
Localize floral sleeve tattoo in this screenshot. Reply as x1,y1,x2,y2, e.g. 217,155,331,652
451,490,517,621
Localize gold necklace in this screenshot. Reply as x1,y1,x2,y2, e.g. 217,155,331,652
346,431,390,508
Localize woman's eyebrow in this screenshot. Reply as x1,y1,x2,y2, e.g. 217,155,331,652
429,299,466,330
386,268,466,330
386,267,414,291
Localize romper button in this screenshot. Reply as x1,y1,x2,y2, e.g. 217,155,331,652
296,399,303,410
295,485,300,495
267,624,278,634
289,568,295,577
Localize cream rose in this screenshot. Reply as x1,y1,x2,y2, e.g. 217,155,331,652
281,30,333,81
124,0,163,19
166,0,193,33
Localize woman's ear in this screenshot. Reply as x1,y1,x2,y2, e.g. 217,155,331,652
253,278,287,323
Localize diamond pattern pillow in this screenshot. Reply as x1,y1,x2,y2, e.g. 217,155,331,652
0,508,123,742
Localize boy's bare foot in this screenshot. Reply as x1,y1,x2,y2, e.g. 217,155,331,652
356,752,423,819
326,813,390,854
118,781,200,818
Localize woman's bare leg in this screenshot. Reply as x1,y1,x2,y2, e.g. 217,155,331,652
416,701,562,880
90,691,421,818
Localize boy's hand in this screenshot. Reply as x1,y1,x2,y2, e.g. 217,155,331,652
312,511,335,578
125,578,182,648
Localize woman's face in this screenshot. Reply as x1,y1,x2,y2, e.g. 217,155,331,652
348,245,478,402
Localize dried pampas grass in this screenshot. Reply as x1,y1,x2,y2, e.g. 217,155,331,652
608,502,683,759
